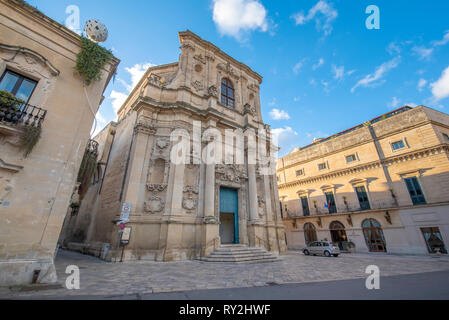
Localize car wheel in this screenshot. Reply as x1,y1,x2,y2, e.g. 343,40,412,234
333,254,339,257
324,250,331,257
303,249,310,256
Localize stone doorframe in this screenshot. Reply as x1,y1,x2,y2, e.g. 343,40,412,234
214,180,248,246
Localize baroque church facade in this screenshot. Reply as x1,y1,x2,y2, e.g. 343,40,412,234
60,31,287,261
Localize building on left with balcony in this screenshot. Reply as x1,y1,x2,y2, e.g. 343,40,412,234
0,0,119,286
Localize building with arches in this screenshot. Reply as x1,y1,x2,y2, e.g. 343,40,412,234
278,106,449,255
60,30,287,262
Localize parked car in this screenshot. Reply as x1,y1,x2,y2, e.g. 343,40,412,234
303,241,340,257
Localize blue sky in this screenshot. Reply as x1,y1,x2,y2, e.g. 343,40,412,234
27,0,449,156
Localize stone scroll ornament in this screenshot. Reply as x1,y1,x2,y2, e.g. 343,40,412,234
182,185,199,213
215,164,248,183
144,184,167,214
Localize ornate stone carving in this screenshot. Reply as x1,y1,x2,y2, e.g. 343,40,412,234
216,164,247,183
181,42,195,51
208,85,218,97
144,195,165,214
194,54,206,64
135,116,157,135
182,185,199,213
191,80,204,92
148,73,166,87
146,184,167,192
217,62,239,79
243,103,256,116
205,54,215,62
247,83,259,92
258,197,265,218
156,138,169,150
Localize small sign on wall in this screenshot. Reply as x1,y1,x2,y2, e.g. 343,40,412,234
120,227,132,246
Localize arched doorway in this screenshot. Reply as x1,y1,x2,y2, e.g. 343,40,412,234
304,223,317,245
330,221,347,250
362,219,387,252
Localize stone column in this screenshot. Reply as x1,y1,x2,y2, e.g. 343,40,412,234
247,164,259,222
204,164,215,219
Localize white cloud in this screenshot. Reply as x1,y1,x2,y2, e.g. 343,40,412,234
108,62,155,117
212,0,268,40
332,65,344,80
387,42,401,55
269,108,290,120
312,58,325,70
430,65,449,102
433,30,449,47
293,59,306,75
331,65,355,81
412,46,434,61
306,131,330,143
292,0,338,36
268,98,277,106
293,96,301,102
92,112,107,137
404,102,418,108
418,78,427,92
321,80,330,94
351,57,401,93
124,62,156,91
388,97,401,109
110,90,128,114
271,126,298,155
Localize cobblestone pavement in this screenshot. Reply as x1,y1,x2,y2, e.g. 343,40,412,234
2,249,449,299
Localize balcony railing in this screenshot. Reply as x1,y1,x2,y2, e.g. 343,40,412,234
0,94,47,128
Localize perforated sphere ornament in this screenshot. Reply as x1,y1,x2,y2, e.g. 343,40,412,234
84,19,108,43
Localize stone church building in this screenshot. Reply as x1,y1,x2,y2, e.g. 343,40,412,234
60,31,287,262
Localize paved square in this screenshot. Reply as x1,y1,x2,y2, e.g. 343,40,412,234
2,250,449,299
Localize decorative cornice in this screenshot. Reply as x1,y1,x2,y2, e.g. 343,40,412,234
278,144,449,189
178,30,263,83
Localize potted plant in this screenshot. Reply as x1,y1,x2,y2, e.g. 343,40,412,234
0,90,26,110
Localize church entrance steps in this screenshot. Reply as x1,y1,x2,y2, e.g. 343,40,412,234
199,245,279,264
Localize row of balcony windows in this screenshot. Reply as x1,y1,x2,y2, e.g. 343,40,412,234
281,177,426,217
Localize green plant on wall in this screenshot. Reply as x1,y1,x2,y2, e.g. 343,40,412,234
75,37,113,85
0,90,26,110
19,122,41,158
